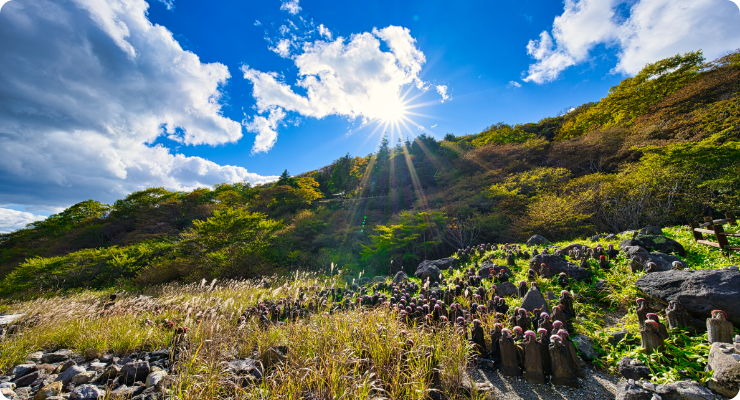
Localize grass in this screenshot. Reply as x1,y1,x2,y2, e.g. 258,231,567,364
1,225,738,397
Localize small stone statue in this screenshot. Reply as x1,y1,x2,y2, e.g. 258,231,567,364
551,306,568,328
527,269,537,282
558,272,569,288
537,328,552,376
646,313,669,340
549,335,578,388
471,319,487,354
538,312,554,337
636,298,650,330
671,261,684,270
606,244,618,260
665,300,690,330
707,310,734,344
507,253,516,267
489,323,503,363
517,308,532,331
598,255,610,271
558,329,585,379
517,280,528,298
641,320,665,354
499,329,522,377
522,330,545,384
559,291,575,318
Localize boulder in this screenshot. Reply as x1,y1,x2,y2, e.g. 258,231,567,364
639,226,664,236
620,235,686,256
572,335,600,362
99,364,120,381
526,235,551,246
706,342,740,398
392,271,409,285
120,361,150,385
1,388,16,399
356,277,371,286
635,269,740,327
56,365,85,386
70,371,96,385
12,364,37,378
27,352,43,364
528,254,592,281
653,380,714,400
628,251,686,272
608,330,634,346
415,263,443,284
372,276,388,283
226,358,262,386
145,370,168,388
560,244,587,255
496,281,517,297
479,262,512,278
41,350,73,364
12,370,40,387
618,357,651,381
416,258,458,274
520,288,550,314
110,385,145,398
615,380,652,400
260,346,287,371
605,234,618,240
590,234,607,242
70,384,106,400
33,381,62,400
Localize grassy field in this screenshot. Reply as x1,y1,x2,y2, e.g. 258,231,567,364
1,226,738,399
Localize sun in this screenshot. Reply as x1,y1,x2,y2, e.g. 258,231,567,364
376,95,408,123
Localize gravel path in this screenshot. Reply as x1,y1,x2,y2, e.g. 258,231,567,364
465,366,619,400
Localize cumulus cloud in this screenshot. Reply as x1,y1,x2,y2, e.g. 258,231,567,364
280,0,301,15
270,38,293,58
318,24,332,40
0,208,46,233
242,26,428,152
254,20,262,26
0,0,274,210
524,0,740,83
435,85,450,102
508,81,522,88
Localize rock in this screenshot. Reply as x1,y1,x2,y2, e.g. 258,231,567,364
618,357,651,381
546,291,557,301
391,271,408,284
12,364,37,378
41,350,73,364
627,250,686,272
110,385,145,398
520,288,550,314
590,234,607,242
526,235,551,246
0,383,15,390
496,281,517,297
706,342,740,398
120,361,150,385
356,277,371,286
145,370,167,388
635,269,740,327
605,234,618,240
57,360,76,373
259,346,287,371
33,381,62,400
593,280,610,292
620,235,686,256
372,276,387,283
27,352,43,364
11,370,40,387
615,379,652,400
88,363,107,373
572,335,600,362
608,330,634,346
55,365,85,385
227,358,262,386
560,243,588,255
415,265,443,284
528,254,592,281
99,364,121,381
639,226,664,236
1,387,16,398
70,384,106,400
416,259,457,283
654,380,714,400
70,371,96,385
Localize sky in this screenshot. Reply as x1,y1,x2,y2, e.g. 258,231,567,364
0,0,739,232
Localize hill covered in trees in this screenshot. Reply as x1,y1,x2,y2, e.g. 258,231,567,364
0,49,739,294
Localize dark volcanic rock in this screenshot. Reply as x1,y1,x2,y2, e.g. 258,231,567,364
416,259,452,283
620,234,686,256
615,379,652,400
636,269,740,327
639,226,664,236
120,361,150,385
627,250,686,272
392,271,409,284
618,357,651,381
496,281,517,297
11,370,39,387
528,254,592,281
526,235,551,246
520,288,550,314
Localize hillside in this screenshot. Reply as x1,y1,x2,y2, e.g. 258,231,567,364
0,49,739,293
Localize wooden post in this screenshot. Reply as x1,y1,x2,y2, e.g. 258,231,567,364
726,212,737,226
704,216,714,229
690,222,703,242
714,224,729,254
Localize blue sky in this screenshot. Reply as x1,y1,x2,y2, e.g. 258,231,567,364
0,0,739,231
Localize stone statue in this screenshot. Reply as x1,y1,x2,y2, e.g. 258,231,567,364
641,320,665,354
636,298,650,330
489,323,503,363
522,330,545,384
516,308,532,331
471,319,487,354
549,335,578,388
499,329,522,377
665,300,690,330
537,328,552,377
707,310,734,344
558,329,585,379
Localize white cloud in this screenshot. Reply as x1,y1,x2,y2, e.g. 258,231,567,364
508,81,522,88
524,0,740,83
0,0,11,11
0,208,46,233
244,107,286,154
279,24,291,36
254,20,262,26
0,0,274,210
242,26,429,152
280,0,301,15
431,123,438,128
318,24,332,40
157,0,174,10
435,85,450,102
270,38,293,58
417,125,424,131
